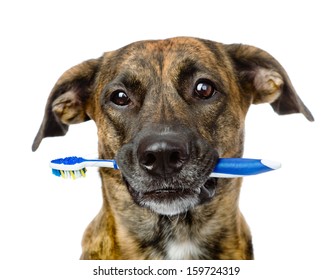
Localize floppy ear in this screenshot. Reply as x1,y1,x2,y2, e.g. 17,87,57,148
224,44,314,121
32,58,100,151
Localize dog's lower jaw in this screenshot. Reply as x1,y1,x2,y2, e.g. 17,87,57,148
139,193,200,216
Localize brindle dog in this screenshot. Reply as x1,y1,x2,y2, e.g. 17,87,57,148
32,37,314,260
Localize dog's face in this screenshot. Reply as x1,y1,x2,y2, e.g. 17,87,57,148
32,37,313,216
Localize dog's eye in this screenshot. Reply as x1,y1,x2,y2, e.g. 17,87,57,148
110,91,131,106
194,81,216,99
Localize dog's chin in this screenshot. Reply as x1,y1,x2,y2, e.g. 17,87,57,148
124,178,218,216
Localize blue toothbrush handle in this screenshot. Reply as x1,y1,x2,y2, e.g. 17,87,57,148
210,158,280,177
50,156,280,179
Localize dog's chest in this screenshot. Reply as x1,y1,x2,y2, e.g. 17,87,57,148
165,240,203,260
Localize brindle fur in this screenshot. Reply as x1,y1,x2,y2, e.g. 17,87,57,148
32,37,313,260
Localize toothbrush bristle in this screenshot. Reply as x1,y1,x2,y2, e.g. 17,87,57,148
52,168,87,179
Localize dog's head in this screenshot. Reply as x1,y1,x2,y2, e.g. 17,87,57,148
32,37,313,216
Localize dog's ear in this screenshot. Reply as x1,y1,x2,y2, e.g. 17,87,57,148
225,44,314,121
32,58,100,151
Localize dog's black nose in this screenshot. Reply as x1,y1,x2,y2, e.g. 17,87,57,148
137,134,190,177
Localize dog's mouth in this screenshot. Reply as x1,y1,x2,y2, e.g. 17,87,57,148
123,176,218,216
135,178,216,201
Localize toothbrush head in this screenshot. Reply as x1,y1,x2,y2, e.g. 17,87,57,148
50,156,88,179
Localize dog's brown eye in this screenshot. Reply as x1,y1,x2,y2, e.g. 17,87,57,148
194,81,215,99
110,91,131,106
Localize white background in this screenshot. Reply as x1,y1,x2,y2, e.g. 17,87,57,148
1,0,331,279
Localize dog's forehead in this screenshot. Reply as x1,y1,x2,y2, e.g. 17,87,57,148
101,37,229,76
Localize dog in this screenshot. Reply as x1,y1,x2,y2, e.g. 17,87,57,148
32,37,314,260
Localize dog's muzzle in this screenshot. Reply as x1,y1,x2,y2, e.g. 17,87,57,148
116,127,219,216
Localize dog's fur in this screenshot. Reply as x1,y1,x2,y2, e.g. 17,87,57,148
32,37,313,260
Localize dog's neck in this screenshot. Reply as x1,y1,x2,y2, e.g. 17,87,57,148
89,173,253,260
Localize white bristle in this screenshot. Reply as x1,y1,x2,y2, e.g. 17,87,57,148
56,169,86,179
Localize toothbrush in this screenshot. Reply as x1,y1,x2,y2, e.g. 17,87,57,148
49,156,281,179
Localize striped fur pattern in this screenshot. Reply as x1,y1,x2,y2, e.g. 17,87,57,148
32,37,313,259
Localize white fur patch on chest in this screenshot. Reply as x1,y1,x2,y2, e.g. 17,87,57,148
166,240,203,260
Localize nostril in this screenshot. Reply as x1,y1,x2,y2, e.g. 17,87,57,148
141,152,157,170
169,151,180,165
169,151,186,168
